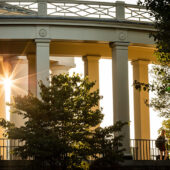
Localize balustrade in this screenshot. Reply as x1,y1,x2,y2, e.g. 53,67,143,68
0,0,154,22
0,138,166,160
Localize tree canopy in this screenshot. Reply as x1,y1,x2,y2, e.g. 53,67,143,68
0,74,126,169
141,0,170,57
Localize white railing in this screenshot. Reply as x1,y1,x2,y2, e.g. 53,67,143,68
0,1,38,15
125,4,154,22
47,1,116,19
0,0,154,22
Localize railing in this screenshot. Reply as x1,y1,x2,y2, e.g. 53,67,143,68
0,138,166,161
0,0,154,22
0,138,25,160
130,139,168,160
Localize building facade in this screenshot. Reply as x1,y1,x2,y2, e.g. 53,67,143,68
0,0,157,156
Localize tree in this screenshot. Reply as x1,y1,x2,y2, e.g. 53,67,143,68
89,122,126,170
134,64,169,118
0,74,126,169
140,0,170,57
135,0,170,136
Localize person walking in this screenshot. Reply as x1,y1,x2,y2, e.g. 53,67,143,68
156,130,168,160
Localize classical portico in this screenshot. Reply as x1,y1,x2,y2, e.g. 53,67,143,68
0,0,157,156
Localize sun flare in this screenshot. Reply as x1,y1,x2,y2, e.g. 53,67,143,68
3,77,12,121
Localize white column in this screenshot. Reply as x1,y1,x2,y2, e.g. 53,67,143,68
27,54,37,95
132,60,150,139
83,55,100,92
35,39,50,97
110,42,130,154
0,57,6,138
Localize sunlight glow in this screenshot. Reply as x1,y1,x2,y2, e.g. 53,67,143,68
3,77,12,121
99,59,113,128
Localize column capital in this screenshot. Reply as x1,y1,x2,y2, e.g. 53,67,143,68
83,55,101,62
109,42,129,49
35,38,51,43
131,59,151,66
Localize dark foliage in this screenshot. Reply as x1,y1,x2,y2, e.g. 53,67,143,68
0,74,126,169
